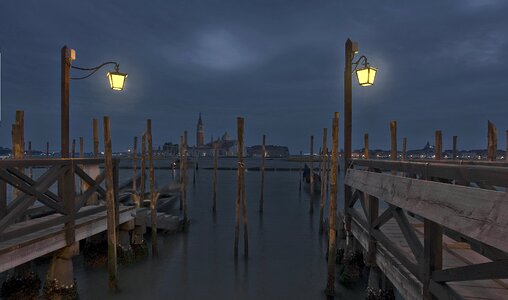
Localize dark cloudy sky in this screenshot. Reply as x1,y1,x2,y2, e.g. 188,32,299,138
0,0,507,154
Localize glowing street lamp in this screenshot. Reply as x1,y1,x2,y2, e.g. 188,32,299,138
106,66,128,91
354,56,377,86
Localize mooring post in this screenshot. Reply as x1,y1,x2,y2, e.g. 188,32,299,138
310,135,314,204
452,136,458,160
487,121,497,161
93,118,99,158
344,39,353,240
435,130,442,160
132,136,139,207
319,128,328,234
46,141,50,157
179,135,184,211
364,133,369,159
402,137,407,161
28,141,33,178
103,116,118,292
79,137,83,158
238,117,248,258
390,121,397,160
212,141,218,212
326,112,339,296
140,132,146,203
259,134,266,213
72,138,76,159
147,119,157,256
183,130,188,223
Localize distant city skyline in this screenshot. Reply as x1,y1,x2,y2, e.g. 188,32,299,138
0,1,507,154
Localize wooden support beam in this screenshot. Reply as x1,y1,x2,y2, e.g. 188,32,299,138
132,136,138,207
390,121,397,160
432,260,508,282
72,139,76,159
140,132,146,202
147,119,157,256
435,130,442,160
79,137,83,158
93,118,99,158
423,219,442,299
402,137,407,161
487,121,497,161
212,141,218,212
364,133,369,159
452,136,457,160
103,116,118,292
326,112,339,296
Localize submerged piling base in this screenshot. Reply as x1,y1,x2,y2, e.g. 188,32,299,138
366,266,395,300
44,242,79,300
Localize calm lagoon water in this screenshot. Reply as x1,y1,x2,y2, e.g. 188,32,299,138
70,158,367,299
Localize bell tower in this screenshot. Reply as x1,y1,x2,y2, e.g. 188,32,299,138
196,113,205,147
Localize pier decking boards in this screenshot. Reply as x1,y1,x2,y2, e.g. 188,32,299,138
345,159,508,300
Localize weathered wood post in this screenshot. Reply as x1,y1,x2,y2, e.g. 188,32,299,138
452,136,458,160
103,116,118,292
319,128,328,234
12,111,24,198
28,141,33,178
435,130,442,160
212,141,218,212
46,142,50,157
140,133,147,202
487,121,497,161
310,135,315,202
179,135,184,211
183,131,188,223
344,39,353,240
390,121,397,160
234,117,248,258
132,136,139,207
259,134,266,213
72,139,76,158
93,118,99,158
423,219,442,299
147,119,157,256
326,112,339,296
364,133,369,159
402,137,407,160
79,137,83,158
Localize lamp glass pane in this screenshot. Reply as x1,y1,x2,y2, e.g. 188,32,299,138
356,68,371,86
368,67,377,85
107,72,127,91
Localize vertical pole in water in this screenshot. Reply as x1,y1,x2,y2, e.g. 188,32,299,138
364,133,369,159
344,39,353,238
238,118,248,258
452,136,458,160
72,139,76,158
179,135,184,211
12,111,24,198
212,141,218,212
103,116,118,292
299,151,302,193
132,136,138,207
390,121,397,160
309,135,314,213
28,141,33,178
319,128,328,234
326,112,339,296
140,133,147,203
46,142,50,157
487,121,497,161
147,119,157,256
402,137,407,161
259,134,266,213
79,137,83,158
93,118,99,158
435,130,442,160
183,131,188,224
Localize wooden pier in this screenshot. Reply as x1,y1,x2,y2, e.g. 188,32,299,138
344,158,508,299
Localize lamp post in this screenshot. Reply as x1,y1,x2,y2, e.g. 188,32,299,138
343,38,377,238
60,45,127,158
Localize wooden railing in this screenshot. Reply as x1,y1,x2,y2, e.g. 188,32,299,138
0,158,119,245
344,159,508,299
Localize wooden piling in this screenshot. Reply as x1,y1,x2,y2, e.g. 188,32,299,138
93,118,99,158
435,130,442,160
319,128,328,234
140,132,146,203
179,135,184,211
28,141,33,178
183,131,188,223
132,136,138,207
147,119,157,256
326,112,339,296
390,121,397,160
487,121,497,161
72,139,76,159
236,117,248,258
364,133,369,159
310,135,314,201
452,136,458,160
212,141,218,212
259,134,266,213
402,137,407,160
506,130,508,162
103,116,118,292
46,142,49,157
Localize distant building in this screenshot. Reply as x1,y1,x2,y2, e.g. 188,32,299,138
196,113,205,147
162,142,179,156
247,145,289,158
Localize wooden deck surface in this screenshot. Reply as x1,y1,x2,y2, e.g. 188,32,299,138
0,205,136,273
351,208,508,300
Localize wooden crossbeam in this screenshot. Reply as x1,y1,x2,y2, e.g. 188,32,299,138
75,171,106,211
75,165,107,199
372,206,395,229
432,260,508,282
345,169,508,253
392,207,423,263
